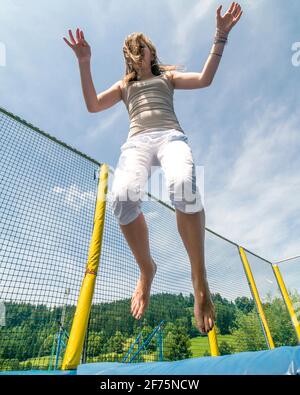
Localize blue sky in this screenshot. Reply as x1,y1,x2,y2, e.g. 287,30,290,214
1,0,300,266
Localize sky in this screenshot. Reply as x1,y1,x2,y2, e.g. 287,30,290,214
1,0,300,267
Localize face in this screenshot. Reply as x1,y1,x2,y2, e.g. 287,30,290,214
138,41,153,69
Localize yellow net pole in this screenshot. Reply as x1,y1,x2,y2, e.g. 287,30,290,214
208,326,220,356
272,264,300,343
62,163,109,370
239,246,275,349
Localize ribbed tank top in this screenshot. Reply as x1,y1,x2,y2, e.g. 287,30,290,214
121,72,185,139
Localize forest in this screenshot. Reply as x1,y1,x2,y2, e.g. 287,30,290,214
0,291,298,370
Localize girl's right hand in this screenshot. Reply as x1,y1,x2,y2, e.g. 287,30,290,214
63,28,91,62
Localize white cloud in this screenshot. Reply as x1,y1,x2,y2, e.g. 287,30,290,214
205,101,300,261
82,106,124,142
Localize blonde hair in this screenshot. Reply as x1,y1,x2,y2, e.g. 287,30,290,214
122,32,185,86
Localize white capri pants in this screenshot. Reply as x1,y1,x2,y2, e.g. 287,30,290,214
111,128,204,225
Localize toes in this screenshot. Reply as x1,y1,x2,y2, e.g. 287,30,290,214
132,299,146,320
136,302,145,320
204,316,210,333
196,315,215,334
134,303,140,317
131,299,137,313
197,316,205,334
208,317,214,331
134,305,140,318
132,301,139,318
131,294,136,309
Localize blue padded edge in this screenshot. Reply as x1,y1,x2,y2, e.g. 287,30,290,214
77,346,300,375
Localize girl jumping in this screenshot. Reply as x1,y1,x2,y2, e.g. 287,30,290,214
63,2,243,334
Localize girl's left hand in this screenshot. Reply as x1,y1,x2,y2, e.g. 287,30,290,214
216,2,243,34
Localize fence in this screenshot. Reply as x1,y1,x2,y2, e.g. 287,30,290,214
0,107,299,371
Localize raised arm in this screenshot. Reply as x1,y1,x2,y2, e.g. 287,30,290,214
171,2,243,90
63,28,122,113
201,2,243,86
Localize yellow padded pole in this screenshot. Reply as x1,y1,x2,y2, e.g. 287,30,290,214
208,326,220,356
62,163,109,370
272,264,300,343
239,246,275,349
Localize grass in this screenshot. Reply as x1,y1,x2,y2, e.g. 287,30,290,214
190,334,237,357
19,355,54,369
16,334,238,370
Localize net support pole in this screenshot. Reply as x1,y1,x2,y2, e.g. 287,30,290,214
208,326,220,356
272,264,300,343
239,246,275,349
62,163,109,370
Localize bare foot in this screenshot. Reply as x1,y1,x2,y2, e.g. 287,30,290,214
194,281,216,334
131,258,157,320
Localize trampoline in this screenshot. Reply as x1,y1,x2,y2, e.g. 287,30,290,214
1,346,300,375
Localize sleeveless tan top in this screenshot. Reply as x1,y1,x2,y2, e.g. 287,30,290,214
120,72,185,139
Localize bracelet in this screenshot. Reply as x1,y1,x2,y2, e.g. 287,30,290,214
210,52,222,57
214,36,228,45
215,34,228,40
214,39,227,45
214,33,228,40
214,28,229,45
216,28,229,37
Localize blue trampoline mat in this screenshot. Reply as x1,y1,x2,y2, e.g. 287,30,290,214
78,345,300,375
1,346,300,375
